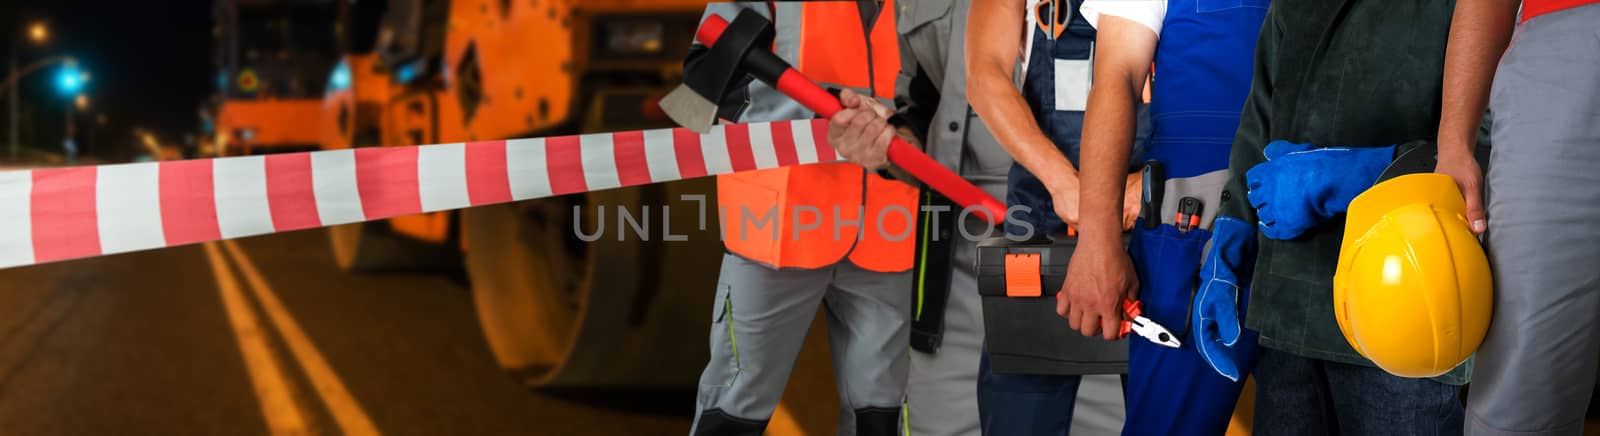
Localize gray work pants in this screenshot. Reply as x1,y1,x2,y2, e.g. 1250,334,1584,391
1469,5,1600,435
905,236,985,436
690,253,912,436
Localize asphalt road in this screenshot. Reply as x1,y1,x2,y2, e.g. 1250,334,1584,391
0,226,1593,436
0,229,692,435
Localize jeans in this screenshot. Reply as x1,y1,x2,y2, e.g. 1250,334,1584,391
977,351,1127,436
1253,348,1464,436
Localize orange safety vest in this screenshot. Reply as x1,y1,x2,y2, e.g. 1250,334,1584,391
717,0,917,272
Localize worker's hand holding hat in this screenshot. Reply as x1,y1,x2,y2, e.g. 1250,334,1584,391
1245,141,1395,240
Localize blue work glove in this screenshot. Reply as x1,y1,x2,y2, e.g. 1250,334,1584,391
1192,216,1257,382
1245,141,1394,240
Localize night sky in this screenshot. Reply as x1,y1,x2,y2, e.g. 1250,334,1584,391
3,0,215,157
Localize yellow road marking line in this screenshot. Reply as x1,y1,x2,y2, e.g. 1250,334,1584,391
222,239,383,436
203,242,310,436
769,403,807,436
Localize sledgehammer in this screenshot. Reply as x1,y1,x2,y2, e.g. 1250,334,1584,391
659,9,1008,225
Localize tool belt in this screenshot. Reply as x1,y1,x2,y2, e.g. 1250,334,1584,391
1124,164,1230,344
974,235,1129,375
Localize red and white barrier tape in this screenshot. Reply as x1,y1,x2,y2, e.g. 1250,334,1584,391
0,119,839,269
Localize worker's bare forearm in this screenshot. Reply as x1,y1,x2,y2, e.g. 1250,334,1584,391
970,67,1077,193
966,0,1078,198
1437,0,1518,158
1077,89,1139,243
1078,17,1156,243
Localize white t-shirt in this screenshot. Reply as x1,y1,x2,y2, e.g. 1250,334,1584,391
1080,0,1168,36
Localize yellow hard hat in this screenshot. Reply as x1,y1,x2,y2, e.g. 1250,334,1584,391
1333,173,1493,378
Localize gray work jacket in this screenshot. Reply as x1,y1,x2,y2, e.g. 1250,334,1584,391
894,0,1009,200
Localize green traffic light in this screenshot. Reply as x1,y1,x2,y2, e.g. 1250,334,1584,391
56,63,86,94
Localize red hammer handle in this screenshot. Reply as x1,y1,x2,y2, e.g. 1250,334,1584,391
695,15,1008,225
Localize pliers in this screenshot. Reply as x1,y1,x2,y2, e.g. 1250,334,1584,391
1120,299,1181,348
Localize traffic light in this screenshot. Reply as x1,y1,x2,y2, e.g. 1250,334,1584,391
56,63,87,94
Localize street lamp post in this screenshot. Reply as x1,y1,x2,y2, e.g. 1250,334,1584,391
9,20,50,160
9,56,16,159
2,56,81,161
66,93,89,160
64,94,74,163
92,112,104,159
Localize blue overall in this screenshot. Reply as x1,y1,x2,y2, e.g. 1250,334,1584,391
982,0,1149,434
1122,0,1268,435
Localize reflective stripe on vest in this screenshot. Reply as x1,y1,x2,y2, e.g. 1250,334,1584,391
716,0,917,272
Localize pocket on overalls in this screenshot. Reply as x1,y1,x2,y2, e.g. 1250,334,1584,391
1023,0,1096,114
700,284,740,389
1050,3,1095,113
1128,223,1212,338
1052,58,1092,112
1125,169,1230,337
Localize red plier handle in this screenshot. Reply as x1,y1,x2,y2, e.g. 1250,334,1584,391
1120,299,1182,348
1119,299,1144,338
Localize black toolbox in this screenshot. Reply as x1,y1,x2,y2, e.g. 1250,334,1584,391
974,235,1129,375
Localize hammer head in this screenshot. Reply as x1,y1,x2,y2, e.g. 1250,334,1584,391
658,8,775,133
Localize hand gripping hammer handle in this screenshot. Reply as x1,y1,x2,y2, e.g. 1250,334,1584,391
695,15,1008,225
